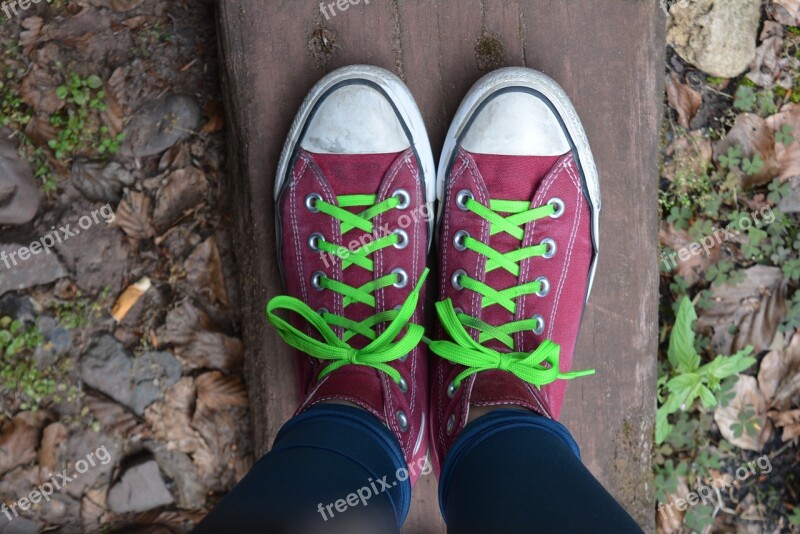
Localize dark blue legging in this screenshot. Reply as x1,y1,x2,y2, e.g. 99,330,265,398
194,405,642,533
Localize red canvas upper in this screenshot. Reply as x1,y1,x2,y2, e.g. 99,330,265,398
430,147,593,473
276,148,430,482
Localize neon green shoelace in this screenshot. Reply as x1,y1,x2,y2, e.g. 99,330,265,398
428,197,594,389
266,194,428,385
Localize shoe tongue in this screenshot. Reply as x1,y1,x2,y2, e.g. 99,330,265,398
311,152,402,195
466,151,564,350
307,151,407,348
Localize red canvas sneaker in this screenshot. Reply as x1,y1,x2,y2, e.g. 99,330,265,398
429,68,601,473
265,65,436,482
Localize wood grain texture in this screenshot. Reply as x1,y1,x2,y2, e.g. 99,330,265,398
216,0,664,531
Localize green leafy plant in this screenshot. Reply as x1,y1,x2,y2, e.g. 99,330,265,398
718,146,742,170
768,177,791,204
734,86,757,112
775,124,795,147
655,297,757,444
667,205,693,230
741,154,764,176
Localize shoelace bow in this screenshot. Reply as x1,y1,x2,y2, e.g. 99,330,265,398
266,193,428,385
428,196,594,389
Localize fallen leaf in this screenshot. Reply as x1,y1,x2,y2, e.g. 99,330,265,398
660,223,721,286
747,22,785,87
38,422,66,479
144,377,203,454
111,276,151,321
771,332,800,412
71,158,135,203
157,301,243,372
758,349,786,403
770,0,800,25
101,81,124,136
714,375,771,451
81,486,109,532
86,394,149,440
184,237,228,308
116,191,155,240
0,411,50,476
87,0,146,11
153,167,208,231
195,371,249,410
770,409,800,442
656,476,690,534
766,104,800,180
200,100,225,134
20,66,64,115
666,73,702,128
20,16,44,55
714,113,780,187
696,265,787,356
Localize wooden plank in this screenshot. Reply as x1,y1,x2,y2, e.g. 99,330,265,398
216,0,664,531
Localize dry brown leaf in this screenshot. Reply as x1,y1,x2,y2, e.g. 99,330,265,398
158,301,243,372
102,81,124,136
184,237,228,308
144,377,203,454
0,411,50,476
714,113,780,187
87,0,146,11
111,276,152,321
714,375,771,451
771,332,800,411
86,393,148,440
200,100,225,134
766,104,800,180
195,371,249,410
770,0,800,25
153,167,208,230
20,66,64,115
116,191,155,240
24,114,59,147
666,73,702,129
191,395,250,489
81,486,108,532
38,422,66,479
20,16,43,55
747,22,785,87
656,476,690,534
660,223,721,286
696,265,787,355
758,349,786,403
770,409,800,442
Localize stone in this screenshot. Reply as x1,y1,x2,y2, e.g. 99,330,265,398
80,335,182,415
778,176,800,214
0,243,66,297
119,94,202,158
33,316,71,368
107,460,174,513
0,128,40,227
667,0,761,78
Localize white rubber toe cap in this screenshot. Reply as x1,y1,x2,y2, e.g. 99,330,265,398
461,92,569,156
300,84,410,154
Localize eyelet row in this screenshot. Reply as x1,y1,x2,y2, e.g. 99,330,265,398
305,190,410,213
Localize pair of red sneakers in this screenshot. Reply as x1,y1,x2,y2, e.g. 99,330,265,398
265,65,600,482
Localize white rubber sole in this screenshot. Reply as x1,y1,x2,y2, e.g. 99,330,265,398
274,65,437,248
436,67,601,298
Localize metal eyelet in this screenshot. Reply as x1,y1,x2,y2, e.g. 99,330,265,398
399,354,409,363
549,198,565,219
391,268,409,289
308,232,325,252
393,189,411,210
535,276,550,297
393,229,409,249
317,307,328,315
446,414,456,434
451,270,467,290
310,271,325,291
455,190,474,211
397,377,408,393
447,381,458,399
453,307,464,315
396,410,409,431
305,193,322,213
453,230,470,251
532,314,545,336
541,238,557,259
